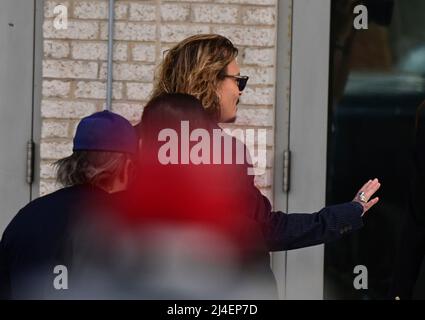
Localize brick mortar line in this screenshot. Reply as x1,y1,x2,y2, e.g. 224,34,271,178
43,18,275,28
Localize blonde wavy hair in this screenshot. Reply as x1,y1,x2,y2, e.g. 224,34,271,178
151,34,239,120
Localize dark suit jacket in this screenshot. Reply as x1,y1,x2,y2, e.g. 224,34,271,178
207,126,365,252
125,122,365,298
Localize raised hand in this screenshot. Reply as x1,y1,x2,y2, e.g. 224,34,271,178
353,178,381,216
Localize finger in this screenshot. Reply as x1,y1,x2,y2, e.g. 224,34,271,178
358,179,372,193
355,179,373,202
368,182,381,199
365,178,378,190
364,180,381,199
363,181,377,199
363,179,372,189
364,197,379,213
355,179,380,203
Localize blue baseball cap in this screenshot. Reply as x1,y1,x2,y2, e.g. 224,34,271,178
73,110,138,154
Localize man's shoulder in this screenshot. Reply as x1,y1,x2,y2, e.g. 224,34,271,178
24,185,109,207
2,185,107,241
17,186,86,214
1,187,72,237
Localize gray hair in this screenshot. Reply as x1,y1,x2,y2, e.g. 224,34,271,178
54,151,131,188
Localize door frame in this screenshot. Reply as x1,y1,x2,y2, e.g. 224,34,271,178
31,0,44,199
271,0,292,300
0,0,43,234
273,0,332,300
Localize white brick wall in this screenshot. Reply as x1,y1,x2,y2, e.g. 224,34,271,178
126,82,153,101
192,4,239,24
44,40,70,59
74,1,128,20
160,24,211,42
110,102,144,123
41,120,70,138
44,0,71,18
43,60,98,79
40,0,278,198
43,20,100,40
100,22,156,41
243,47,275,66
41,141,73,160
242,7,276,25
212,26,275,46
41,100,97,119
75,81,123,99
131,43,156,62
71,41,128,61
161,4,190,22
98,62,155,81
128,3,157,21
43,80,71,98
40,161,58,179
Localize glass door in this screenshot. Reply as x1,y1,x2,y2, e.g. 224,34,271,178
325,0,425,299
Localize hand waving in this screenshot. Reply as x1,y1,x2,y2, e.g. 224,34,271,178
353,178,381,216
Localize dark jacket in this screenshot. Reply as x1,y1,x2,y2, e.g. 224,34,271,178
0,128,364,299
206,125,365,252
0,180,363,300
0,185,113,299
125,121,365,298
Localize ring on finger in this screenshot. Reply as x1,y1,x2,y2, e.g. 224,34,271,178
359,191,367,203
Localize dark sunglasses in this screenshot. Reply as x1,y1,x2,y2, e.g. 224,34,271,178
223,75,249,92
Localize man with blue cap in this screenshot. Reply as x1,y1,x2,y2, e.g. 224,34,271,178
0,111,138,299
